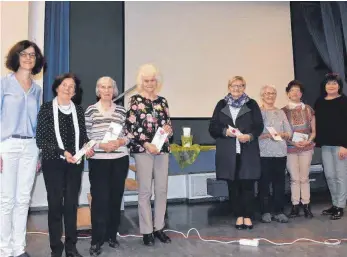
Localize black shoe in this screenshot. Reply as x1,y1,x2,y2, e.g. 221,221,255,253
243,224,253,230
288,204,300,218
108,238,120,248
303,204,313,218
243,218,253,230
50,251,62,257
51,242,64,257
51,249,63,257
322,206,337,215
153,229,171,243
89,244,101,257
331,208,344,220
143,233,155,246
235,224,245,230
66,250,83,257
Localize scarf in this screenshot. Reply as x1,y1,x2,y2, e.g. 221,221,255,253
52,97,80,159
288,101,305,110
224,93,250,108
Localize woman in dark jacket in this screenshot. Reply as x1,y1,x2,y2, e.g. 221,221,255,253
36,73,94,257
209,76,264,230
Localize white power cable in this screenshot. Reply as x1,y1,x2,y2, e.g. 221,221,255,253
159,228,239,244
256,237,342,246
27,229,347,246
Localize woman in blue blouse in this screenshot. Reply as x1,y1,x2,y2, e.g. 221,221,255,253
0,40,45,257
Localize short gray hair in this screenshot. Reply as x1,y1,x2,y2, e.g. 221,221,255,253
260,84,277,97
95,76,118,98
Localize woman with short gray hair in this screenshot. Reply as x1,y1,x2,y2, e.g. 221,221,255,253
258,85,292,223
85,76,129,256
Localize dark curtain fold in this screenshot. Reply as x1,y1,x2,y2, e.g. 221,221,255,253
43,1,70,102
301,2,347,94
320,2,345,88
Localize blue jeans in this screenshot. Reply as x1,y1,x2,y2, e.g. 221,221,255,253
322,146,347,208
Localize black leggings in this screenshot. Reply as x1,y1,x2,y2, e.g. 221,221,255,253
89,156,129,245
227,155,255,218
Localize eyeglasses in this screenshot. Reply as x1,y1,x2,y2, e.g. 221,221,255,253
18,51,36,59
229,84,245,89
264,92,277,96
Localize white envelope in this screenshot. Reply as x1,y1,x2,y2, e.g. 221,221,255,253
102,122,123,143
151,127,169,151
266,126,283,141
228,125,243,136
292,132,309,143
73,140,97,163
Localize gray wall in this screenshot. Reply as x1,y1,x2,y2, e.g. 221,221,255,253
70,1,124,110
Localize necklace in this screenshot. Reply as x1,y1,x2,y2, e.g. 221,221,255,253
58,104,71,111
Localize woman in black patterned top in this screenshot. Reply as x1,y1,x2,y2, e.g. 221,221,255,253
36,73,93,257
126,64,173,246
127,95,171,153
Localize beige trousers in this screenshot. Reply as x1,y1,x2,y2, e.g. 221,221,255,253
134,153,169,234
286,150,313,205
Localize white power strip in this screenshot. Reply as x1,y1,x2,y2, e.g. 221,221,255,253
239,239,259,247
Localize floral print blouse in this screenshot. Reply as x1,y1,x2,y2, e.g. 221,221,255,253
126,94,172,154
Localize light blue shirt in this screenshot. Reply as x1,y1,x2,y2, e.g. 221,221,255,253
0,73,42,142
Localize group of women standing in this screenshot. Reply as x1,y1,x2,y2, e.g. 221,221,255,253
1,40,347,257
210,74,347,230
0,40,171,257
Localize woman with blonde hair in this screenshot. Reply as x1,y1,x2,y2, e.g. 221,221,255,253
209,76,264,230
126,64,172,245
258,85,292,223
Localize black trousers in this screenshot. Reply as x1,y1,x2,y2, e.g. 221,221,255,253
259,157,287,214
88,156,129,245
42,159,83,255
227,154,255,218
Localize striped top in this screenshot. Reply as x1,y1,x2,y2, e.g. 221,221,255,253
85,101,129,159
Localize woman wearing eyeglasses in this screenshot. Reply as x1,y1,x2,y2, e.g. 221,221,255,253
258,85,292,224
282,80,315,219
0,40,45,257
209,76,264,230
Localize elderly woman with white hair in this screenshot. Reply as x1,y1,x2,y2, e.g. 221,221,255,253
85,77,130,256
126,64,173,246
258,85,292,223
